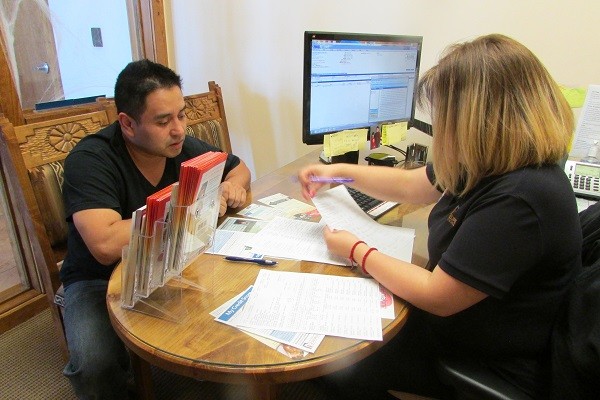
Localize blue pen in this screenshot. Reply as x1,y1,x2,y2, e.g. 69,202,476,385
309,176,354,183
224,256,278,266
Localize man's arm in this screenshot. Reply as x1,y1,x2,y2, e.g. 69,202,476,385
219,160,251,215
72,209,132,265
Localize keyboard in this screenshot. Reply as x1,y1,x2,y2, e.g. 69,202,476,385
346,186,399,219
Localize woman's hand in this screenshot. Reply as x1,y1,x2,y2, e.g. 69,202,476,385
297,164,335,200
323,226,361,259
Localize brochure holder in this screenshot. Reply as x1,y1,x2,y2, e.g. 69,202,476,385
120,186,222,321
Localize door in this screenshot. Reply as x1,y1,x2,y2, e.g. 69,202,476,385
10,0,64,110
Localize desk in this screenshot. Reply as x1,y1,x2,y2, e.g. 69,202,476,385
106,149,432,399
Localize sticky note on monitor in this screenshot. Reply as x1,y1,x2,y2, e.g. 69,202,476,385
560,85,587,108
323,128,367,157
381,122,408,145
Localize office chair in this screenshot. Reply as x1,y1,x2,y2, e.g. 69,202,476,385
435,357,533,400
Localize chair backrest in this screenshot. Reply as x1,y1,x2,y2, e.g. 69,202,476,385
23,99,107,125
0,111,111,294
23,81,232,152
184,81,233,153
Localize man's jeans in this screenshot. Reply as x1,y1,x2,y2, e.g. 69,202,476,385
62,279,132,399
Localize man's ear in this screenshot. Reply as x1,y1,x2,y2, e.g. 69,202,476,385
118,112,136,139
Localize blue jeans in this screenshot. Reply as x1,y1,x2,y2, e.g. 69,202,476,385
62,279,132,399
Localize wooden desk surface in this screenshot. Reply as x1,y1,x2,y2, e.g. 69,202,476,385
106,149,432,398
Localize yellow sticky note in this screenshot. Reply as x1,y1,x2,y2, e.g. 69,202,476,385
323,129,366,157
560,86,587,108
381,122,408,145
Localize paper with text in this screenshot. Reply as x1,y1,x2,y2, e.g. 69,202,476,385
312,185,415,262
236,203,287,220
258,193,315,217
211,286,325,354
235,270,383,340
571,84,600,158
247,217,347,265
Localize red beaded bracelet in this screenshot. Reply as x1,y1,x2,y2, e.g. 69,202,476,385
349,240,366,266
361,247,378,275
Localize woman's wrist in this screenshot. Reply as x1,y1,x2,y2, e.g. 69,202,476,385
349,240,366,265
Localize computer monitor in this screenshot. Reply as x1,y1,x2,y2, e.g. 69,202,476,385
302,31,424,150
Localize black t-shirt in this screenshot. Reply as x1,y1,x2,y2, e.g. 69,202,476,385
424,163,581,359
60,122,241,288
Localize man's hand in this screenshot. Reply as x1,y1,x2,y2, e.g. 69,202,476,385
219,180,247,216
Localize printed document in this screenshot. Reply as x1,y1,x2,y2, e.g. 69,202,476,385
234,269,383,341
207,217,269,257
211,286,324,354
247,217,348,265
571,84,600,159
258,193,316,217
312,185,415,262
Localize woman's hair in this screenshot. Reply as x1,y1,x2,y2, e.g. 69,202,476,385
417,34,574,196
114,59,182,122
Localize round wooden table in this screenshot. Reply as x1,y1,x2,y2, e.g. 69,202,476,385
106,149,431,399
107,253,410,399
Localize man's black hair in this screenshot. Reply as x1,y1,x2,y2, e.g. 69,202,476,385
114,59,182,121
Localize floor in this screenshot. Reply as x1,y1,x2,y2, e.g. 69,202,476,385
0,307,438,400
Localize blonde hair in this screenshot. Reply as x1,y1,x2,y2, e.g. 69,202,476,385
417,34,574,196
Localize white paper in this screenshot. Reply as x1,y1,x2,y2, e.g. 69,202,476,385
312,185,415,262
576,197,597,213
247,217,348,265
571,85,600,159
258,193,316,217
207,231,261,257
211,286,325,354
206,217,269,257
235,269,383,341
217,217,270,233
379,285,395,320
236,203,287,220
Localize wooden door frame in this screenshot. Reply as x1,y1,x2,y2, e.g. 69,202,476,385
0,0,167,126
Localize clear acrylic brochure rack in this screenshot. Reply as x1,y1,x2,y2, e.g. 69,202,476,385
120,186,222,321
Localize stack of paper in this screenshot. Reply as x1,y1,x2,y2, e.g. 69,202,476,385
168,152,226,273
177,152,227,206
123,184,177,305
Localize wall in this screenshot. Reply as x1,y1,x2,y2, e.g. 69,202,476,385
48,0,131,99
165,0,600,180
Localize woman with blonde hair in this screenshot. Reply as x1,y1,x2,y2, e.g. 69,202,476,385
299,34,581,399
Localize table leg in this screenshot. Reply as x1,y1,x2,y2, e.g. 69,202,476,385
247,382,280,400
131,352,155,400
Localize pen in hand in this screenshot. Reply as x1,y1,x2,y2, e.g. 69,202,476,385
224,256,278,266
309,176,354,183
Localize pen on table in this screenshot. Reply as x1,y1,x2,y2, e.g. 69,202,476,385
309,176,354,183
224,256,278,266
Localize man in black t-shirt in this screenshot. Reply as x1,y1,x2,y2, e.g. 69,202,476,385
60,60,250,399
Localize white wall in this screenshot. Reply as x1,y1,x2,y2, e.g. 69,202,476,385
48,0,132,99
165,0,600,180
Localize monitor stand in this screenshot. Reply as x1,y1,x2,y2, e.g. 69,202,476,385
319,150,359,165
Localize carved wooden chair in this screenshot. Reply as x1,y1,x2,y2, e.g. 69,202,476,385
184,81,233,153
22,99,109,124
0,111,111,361
23,80,232,152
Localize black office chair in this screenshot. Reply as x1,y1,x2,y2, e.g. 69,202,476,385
436,202,600,400
436,357,533,400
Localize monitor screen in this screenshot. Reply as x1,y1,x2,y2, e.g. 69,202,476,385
302,31,423,145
